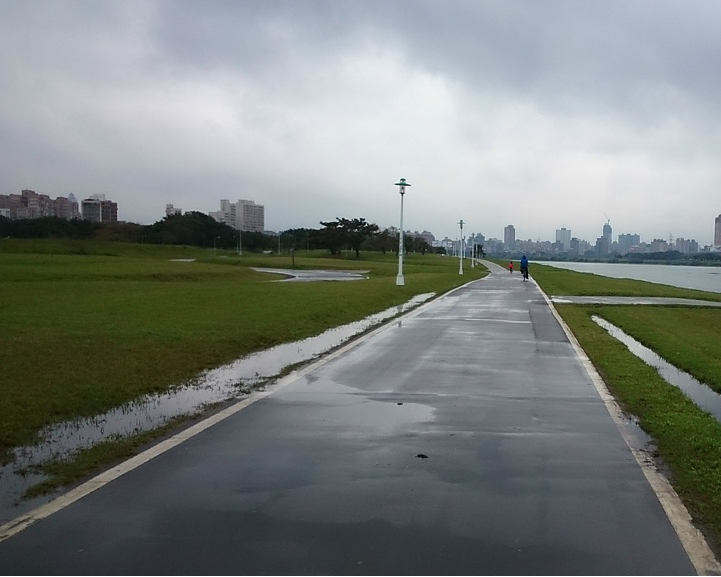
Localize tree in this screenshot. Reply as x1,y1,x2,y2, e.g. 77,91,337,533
365,228,395,254
338,217,379,257
318,217,379,257
282,228,319,251
144,212,236,248
0,216,94,239
409,235,432,255
318,220,345,255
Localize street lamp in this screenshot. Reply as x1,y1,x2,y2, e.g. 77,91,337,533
470,233,475,268
213,235,220,257
238,228,242,256
395,178,411,286
458,220,464,275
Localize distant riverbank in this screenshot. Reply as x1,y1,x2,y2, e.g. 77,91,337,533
538,261,721,293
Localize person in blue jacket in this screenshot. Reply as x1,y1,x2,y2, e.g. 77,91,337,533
520,255,529,281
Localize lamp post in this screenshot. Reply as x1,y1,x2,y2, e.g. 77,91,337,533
238,228,242,256
213,236,219,257
471,233,475,268
458,220,464,275
395,178,411,286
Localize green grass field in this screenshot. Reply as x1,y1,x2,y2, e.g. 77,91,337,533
1,241,485,459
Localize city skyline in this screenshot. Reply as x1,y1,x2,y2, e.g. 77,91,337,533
2,186,718,251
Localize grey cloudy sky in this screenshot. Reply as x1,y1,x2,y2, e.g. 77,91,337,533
2,0,721,245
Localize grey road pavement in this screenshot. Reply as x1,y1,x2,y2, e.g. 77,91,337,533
0,261,710,574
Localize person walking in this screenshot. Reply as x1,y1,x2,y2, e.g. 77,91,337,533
509,261,514,274
520,255,529,281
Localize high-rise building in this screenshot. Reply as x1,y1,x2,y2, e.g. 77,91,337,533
165,204,182,216
210,199,265,232
555,227,571,252
715,214,721,247
618,233,640,254
603,221,612,244
237,199,265,232
503,225,515,251
675,238,699,254
81,194,118,223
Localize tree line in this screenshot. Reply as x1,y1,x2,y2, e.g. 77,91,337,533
0,213,443,256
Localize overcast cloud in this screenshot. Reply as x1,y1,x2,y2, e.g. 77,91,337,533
2,0,721,244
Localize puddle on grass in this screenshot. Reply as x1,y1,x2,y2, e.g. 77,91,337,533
0,293,435,521
593,316,721,421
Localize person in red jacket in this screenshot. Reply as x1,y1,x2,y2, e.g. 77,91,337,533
509,261,514,273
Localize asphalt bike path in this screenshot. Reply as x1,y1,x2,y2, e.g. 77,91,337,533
0,261,712,574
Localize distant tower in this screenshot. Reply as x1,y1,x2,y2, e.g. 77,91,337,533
504,225,516,251
603,217,612,244
556,227,571,252
715,214,721,247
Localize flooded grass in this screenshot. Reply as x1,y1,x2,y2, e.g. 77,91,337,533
593,316,721,422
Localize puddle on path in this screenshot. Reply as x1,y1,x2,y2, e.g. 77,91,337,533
0,293,435,520
593,316,721,421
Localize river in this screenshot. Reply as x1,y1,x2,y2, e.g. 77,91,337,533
537,261,721,293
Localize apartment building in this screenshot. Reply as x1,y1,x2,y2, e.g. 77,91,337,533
0,189,80,220
210,199,265,232
81,194,118,223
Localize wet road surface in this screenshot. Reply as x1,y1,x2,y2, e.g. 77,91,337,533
0,262,706,574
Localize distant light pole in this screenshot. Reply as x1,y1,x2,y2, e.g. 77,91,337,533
238,228,242,256
395,178,411,286
458,220,464,275
213,235,220,257
470,233,476,268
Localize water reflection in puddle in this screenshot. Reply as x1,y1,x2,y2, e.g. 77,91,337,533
593,316,721,421
0,293,435,518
